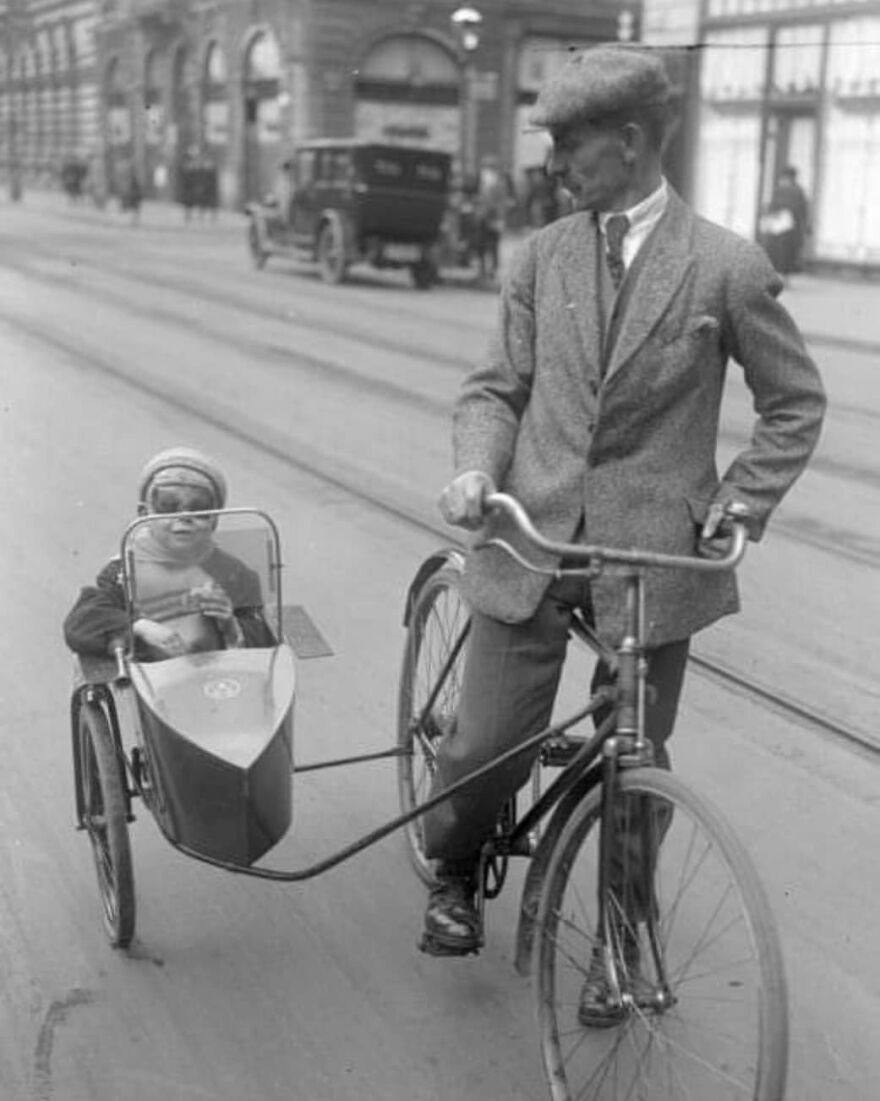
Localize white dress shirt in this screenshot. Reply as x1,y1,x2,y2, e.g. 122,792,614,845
597,178,669,272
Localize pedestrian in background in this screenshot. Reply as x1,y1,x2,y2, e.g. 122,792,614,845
759,166,810,283
119,162,143,226
474,155,512,282
421,45,826,1024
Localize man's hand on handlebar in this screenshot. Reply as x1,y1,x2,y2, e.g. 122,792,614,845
438,471,497,530
699,500,752,560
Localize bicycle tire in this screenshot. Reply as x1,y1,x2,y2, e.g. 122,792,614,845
534,767,787,1101
396,562,470,887
76,702,136,948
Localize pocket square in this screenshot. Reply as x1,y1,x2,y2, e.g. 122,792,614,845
690,314,720,335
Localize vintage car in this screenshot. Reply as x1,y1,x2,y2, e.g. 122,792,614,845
244,139,452,289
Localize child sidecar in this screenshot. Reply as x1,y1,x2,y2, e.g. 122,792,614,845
131,644,295,866
71,508,331,947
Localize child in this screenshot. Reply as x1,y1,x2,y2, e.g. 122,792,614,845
64,447,274,660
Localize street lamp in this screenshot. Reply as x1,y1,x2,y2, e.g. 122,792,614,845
451,6,482,176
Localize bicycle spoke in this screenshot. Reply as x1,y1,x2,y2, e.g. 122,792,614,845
536,770,786,1100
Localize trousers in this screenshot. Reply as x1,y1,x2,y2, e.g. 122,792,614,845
422,570,690,865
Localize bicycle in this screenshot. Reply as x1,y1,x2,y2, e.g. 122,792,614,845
397,492,788,1100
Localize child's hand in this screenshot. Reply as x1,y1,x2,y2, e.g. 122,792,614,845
190,582,234,621
133,618,187,657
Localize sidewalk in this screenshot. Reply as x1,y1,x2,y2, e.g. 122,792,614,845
9,187,880,353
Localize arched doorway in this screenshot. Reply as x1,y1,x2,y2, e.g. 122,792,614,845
242,30,282,203
202,41,229,204
143,49,165,196
354,35,460,155
170,44,198,201
104,57,131,198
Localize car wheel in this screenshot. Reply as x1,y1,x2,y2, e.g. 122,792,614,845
411,258,436,290
317,222,347,285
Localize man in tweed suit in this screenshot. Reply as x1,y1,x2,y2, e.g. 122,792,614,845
420,45,826,991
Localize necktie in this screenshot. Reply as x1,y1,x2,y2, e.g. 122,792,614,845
604,214,630,290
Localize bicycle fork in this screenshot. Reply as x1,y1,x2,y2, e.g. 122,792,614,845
595,741,675,1014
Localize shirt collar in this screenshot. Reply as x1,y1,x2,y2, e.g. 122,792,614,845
597,178,669,237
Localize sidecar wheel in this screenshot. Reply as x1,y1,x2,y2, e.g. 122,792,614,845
76,701,136,948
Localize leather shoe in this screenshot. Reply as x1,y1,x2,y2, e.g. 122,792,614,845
421,874,480,956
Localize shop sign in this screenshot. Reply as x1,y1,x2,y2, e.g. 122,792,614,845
355,102,458,153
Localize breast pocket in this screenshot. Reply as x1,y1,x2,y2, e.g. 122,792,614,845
653,313,720,349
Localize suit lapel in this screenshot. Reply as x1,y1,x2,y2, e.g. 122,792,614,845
557,213,604,381
605,191,695,382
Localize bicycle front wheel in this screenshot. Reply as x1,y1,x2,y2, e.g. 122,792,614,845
396,562,470,887
535,768,787,1101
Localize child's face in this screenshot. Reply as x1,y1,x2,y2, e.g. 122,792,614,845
148,484,217,551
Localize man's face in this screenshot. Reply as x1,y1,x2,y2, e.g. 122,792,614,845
547,119,630,213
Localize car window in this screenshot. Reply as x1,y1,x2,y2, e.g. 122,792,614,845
296,150,316,187
328,151,351,185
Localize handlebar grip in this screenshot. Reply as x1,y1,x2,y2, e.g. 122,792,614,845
110,640,129,684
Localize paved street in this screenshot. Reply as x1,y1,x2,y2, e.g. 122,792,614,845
14,186,880,352
0,194,877,1101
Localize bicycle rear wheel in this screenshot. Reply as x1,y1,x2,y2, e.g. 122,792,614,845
535,768,787,1101
396,562,470,887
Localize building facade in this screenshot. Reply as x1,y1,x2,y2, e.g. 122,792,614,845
644,0,880,270
0,0,101,189
1,0,641,207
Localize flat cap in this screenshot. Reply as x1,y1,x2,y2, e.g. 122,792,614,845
529,45,671,132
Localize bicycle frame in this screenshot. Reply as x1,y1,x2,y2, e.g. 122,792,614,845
465,492,750,966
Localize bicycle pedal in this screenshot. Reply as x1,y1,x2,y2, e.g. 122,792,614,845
418,932,481,958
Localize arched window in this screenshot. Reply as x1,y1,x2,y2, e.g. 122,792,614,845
145,50,162,107
246,32,281,82
203,41,229,148
356,35,459,105
105,57,131,148
205,41,227,86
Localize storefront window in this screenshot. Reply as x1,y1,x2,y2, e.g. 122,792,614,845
817,17,880,261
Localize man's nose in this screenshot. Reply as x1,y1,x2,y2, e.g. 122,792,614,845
545,149,565,181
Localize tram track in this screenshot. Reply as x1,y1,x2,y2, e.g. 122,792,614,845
4,300,877,759
10,229,880,433
4,243,880,576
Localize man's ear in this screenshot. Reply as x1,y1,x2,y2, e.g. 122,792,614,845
620,122,642,164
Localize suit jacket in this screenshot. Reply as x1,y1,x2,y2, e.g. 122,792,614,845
453,189,826,646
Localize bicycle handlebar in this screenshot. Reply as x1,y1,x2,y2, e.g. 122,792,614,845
478,492,748,573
